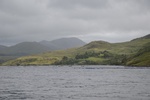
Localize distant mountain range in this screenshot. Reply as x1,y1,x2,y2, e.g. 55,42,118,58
0,45,7,49
39,37,86,50
0,37,86,63
1,34,150,66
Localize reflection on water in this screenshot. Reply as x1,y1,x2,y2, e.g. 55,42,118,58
0,66,150,100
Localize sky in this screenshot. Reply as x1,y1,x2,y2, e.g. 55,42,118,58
0,0,150,46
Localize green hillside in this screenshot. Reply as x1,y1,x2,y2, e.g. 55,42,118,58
2,48,78,66
126,42,150,66
1,34,150,66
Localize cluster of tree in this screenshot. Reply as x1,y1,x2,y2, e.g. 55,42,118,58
75,51,100,59
11,58,38,66
53,51,127,65
53,56,78,65
104,54,127,65
100,50,114,58
75,50,114,59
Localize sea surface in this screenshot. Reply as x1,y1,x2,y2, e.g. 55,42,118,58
0,65,150,100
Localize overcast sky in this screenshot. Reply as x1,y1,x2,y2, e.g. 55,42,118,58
0,0,150,45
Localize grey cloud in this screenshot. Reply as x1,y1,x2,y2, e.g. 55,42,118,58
0,0,45,17
0,0,150,45
48,0,109,9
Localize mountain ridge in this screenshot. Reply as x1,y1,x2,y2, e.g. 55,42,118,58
132,34,150,41
0,37,86,64
40,37,86,50
2,34,150,66
0,45,7,50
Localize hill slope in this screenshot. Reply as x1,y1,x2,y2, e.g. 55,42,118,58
1,34,150,66
126,42,150,66
132,34,150,41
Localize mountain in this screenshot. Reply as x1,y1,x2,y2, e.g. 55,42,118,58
0,45,7,50
39,37,86,50
0,37,85,56
2,34,150,66
0,37,86,64
39,40,59,50
0,42,51,64
0,42,51,56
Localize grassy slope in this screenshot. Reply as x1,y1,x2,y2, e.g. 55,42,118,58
126,42,150,66
1,37,150,66
126,52,150,66
2,48,78,66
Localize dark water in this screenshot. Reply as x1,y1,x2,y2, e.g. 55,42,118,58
0,66,150,100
